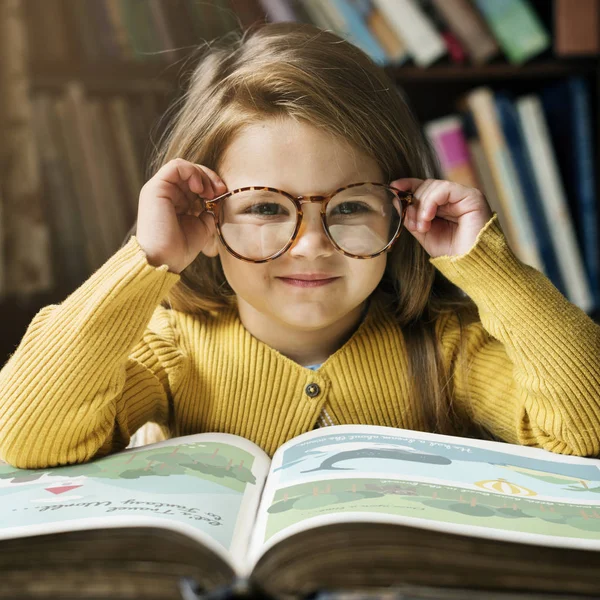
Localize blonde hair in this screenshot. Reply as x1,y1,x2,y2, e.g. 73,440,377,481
135,22,482,438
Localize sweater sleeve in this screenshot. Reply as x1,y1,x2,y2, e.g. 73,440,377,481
430,215,600,456
0,236,183,468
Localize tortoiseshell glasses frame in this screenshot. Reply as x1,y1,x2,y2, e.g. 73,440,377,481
200,182,413,264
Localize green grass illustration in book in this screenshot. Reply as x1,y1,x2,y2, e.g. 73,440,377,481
0,441,256,491
2,426,600,599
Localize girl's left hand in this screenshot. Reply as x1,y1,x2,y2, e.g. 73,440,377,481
391,178,493,258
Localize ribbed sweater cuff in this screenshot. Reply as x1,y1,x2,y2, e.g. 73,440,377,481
62,236,181,317
430,214,545,322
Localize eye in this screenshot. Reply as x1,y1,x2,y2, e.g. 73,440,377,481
246,203,289,216
332,201,370,215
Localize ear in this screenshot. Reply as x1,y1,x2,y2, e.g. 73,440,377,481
201,229,220,257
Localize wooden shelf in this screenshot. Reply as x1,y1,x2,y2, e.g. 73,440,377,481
387,59,599,81
29,57,599,92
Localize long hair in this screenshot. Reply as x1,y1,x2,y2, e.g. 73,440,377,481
130,22,482,438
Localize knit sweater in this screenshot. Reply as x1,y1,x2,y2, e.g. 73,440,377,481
1,215,599,468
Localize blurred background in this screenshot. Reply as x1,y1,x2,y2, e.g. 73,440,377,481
0,0,599,367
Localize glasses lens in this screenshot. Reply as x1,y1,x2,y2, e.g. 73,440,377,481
326,184,402,256
219,190,297,260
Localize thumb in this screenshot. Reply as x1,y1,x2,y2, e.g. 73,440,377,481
180,211,217,256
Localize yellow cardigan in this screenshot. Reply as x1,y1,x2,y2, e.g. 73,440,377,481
1,215,599,468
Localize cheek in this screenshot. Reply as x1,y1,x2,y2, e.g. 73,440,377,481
348,255,387,294
219,251,270,296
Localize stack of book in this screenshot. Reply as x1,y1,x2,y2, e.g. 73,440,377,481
424,79,599,314
25,0,599,68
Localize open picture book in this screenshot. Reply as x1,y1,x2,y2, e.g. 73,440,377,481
2,424,600,599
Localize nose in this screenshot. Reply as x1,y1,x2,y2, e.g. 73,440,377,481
287,203,335,260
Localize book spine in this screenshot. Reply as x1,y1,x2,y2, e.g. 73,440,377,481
148,0,179,62
0,0,52,295
86,0,121,58
118,0,162,62
466,139,512,241
516,95,594,312
431,0,499,64
417,0,467,64
465,87,544,270
424,115,479,189
103,0,134,59
569,77,600,307
31,94,90,288
554,0,600,56
472,0,550,64
371,0,446,67
301,0,339,30
258,0,298,22
365,5,409,63
329,0,388,64
67,0,101,60
495,93,565,291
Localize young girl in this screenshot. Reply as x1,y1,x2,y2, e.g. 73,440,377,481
1,23,599,469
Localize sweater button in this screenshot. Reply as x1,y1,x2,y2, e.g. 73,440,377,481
305,383,321,398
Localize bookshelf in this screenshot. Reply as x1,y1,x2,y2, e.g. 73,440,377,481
1,0,600,367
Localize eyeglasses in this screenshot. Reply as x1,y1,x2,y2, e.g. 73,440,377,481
199,182,413,263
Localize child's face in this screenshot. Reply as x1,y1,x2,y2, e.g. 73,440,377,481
209,117,388,333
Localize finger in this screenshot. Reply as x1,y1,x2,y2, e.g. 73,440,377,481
415,180,468,233
153,180,199,215
406,179,435,228
390,177,424,193
196,165,228,198
157,159,205,202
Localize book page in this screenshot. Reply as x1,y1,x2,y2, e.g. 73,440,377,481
248,425,600,568
0,433,270,572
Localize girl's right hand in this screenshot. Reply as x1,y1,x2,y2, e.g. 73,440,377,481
136,158,227,274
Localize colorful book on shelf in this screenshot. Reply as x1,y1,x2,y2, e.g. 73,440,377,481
461,111,512,243
423,116,479,188
494,92,564,293
362,3,409,64
417,0,467,64
371,0,446,67
463,88,543,271
540,77,600,310
2,425,600,598
327,0,388,64
515,94,594,313
431,0,499,64
472,0,550,64
554,0,600,56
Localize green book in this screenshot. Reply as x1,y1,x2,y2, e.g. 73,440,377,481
474,0,550,64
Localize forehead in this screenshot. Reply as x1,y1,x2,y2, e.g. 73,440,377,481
218,118,383,194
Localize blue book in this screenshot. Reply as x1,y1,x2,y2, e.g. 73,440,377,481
540,77,600,309
330,0,388,65
494,92,565,293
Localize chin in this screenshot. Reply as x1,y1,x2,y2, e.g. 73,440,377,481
276,305,337,331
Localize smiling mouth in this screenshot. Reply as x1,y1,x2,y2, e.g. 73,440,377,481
276,276,340,288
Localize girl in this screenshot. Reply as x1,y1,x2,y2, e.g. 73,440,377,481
1,23,599,469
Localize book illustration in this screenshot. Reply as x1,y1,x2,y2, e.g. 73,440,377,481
273,432,600,500
263,476,600,543
299,444,452,472
0,440,258,553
